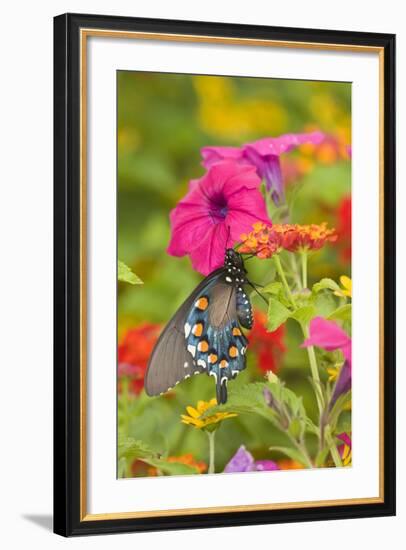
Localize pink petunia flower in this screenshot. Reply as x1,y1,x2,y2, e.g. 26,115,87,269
201,131,325,206
167,161,271,275
301,316,351,368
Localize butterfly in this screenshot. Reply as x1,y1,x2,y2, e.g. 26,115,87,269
145,248,255,404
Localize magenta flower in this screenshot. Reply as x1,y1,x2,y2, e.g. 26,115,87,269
301,317,352,407
224,445,279,473
301,316,351,369
167,161,271,275
201,131,325,206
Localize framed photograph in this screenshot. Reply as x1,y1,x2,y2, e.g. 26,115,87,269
53,13,396,536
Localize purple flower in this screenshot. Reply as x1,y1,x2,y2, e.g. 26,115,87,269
224,445,279,473
330,360,351,409
167,161,271,275
201,131,325,206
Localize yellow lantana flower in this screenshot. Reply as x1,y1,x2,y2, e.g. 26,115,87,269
334,275,352,298
181,398,237,430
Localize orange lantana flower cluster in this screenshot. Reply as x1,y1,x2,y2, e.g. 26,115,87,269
239,222,337,258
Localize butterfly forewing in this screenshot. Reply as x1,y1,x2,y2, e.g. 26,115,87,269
144,269,224,396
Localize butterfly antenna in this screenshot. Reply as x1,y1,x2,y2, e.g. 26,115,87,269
241,247,271,262
247,281,268,305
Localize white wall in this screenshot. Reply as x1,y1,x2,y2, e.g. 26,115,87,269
0,1,402,548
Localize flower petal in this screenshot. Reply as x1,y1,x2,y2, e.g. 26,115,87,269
244,132,325,157
201,146,244,168
253,460,279,471
186,406,200,419
224,445,254,473
189,222,229,275
301,317,351,366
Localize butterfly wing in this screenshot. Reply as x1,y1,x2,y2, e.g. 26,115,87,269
184,279,248,404
144,269,224,396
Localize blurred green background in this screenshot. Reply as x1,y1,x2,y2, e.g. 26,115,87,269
117,72,351,476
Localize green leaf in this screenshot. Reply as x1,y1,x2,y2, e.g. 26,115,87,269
312,278,340,293
312,292,338,318
118,260,143,285
203,383,277,422
118,457,127,478
328,304,352,322
145,458,199,476
288,418,303,440
305,417,320,437
291,305,316,329
328,390,352,431
315,446,330,468
117,437,199,475
269,446,310,468
262,281,283,295
267,298,291,331
117,437,155,461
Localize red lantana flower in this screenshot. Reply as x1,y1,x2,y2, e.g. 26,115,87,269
118,323,161,394
250,310,286,373
336,196,351,264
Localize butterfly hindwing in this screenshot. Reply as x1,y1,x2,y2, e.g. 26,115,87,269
183,278,248,404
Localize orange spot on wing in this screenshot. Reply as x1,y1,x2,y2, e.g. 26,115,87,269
208,353,218,364
229,346,238,358
198,340,209,352
195,297,208,311
219,359,228,369
232,327,242,336
192,323,203,337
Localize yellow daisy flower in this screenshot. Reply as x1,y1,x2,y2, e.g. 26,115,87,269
334,275,352,298
181,398,237,430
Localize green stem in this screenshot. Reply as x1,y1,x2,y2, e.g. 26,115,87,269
301,250,308,289
302,329,324,416
325,427,343,468
207,430,216,474
301,327,342,468
290,253,302,290
274,255,296,308
287,434,313,469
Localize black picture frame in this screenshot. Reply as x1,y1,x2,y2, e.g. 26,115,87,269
54,12,396,537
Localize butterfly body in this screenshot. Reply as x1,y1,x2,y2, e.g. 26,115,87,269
145,249,252,404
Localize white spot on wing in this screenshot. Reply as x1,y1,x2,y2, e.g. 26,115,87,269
184,361,189,368
184,323,191,338
187,345,196,357
197,359,206,369
225,276,232,283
